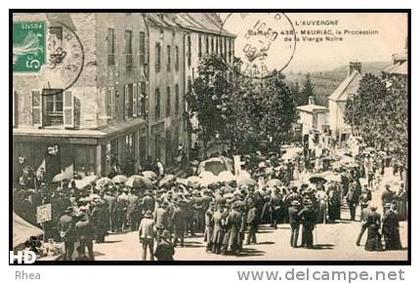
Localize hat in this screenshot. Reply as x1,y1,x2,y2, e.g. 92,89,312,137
161,230,171,239
370,205,378,211
303,199,313,205
144,210,153,218
291,200,300,206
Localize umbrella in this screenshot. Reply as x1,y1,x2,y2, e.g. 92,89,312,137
52,172,72,183
323,173,341,182
266,178,282,188
158,174,176,187
141,171,158,181
112,175,128,184
258,161,268,169
74,178,92,189
186,176,201,187
96,177,114,188
308,174,327,184
83,175,99,184
176,178,189,187
218,170,235,182
236,172,256,186
126,175,153,189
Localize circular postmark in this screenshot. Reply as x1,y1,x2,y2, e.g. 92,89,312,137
41,20,84,96
220,13,296,79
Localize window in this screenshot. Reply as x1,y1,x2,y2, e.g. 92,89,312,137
175,84,179,116
45,92,63,126
206,36,209,54
187,35,191,67
124,30,133,72
138,82,146,117
175,46,179,71
155,43,161,72
166,45,171,72
139,31,146,69
166,86,171,117
106,88,115,122
107,28,115,65
198,36,202,58
124,84,134,119
155,88,161,120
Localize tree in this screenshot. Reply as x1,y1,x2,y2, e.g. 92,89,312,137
299,73,316,105
259,71,298,151
345,73,408,170
186,54,233,158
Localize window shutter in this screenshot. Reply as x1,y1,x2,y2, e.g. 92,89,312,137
124,84,129,120
133,83,138,117
63,91,74,129
111,88,115,119
31,90,42,127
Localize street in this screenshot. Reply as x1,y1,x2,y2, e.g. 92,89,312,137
92,208,408,261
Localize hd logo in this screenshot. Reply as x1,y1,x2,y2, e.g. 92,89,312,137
9,250,37,264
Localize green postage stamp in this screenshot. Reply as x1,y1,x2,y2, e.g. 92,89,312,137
12,21,46,72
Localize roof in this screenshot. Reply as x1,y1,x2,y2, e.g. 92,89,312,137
146,13,236,37
383,56,408,76
328,71,362,102
297,104,328,113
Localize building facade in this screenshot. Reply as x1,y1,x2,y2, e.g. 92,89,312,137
13,13,149,181
328,61,363,144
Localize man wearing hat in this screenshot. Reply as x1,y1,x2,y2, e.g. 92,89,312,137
171,199,185,247
154,201,170,242
382,203,402,250
204,201,215,253
154,230,175,261
298,199,316,248
346,177,362,221
246,199,258,245
57,206,76,260
288,200,301,248
223,201,242,255
269,187,283,229
74,212,95,260
138,210,155,261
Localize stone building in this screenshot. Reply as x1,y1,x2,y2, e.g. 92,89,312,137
328,61,363,144
145,14,185,167
12,13,149,180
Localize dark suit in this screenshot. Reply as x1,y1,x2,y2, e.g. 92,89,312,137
288,206,300,247
57,213,75,260
346,181,361,220
171,206,185,247
298,206,316,248
246,207,258,244
75,218,95,260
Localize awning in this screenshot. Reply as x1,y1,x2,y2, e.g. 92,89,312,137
13,212,43,249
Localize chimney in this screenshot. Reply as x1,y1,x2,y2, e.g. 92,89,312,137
348,61,362,76
308,96,315,105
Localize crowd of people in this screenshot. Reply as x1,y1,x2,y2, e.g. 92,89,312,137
13,145,407,261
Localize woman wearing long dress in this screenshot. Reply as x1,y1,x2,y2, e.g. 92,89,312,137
365,206,382,251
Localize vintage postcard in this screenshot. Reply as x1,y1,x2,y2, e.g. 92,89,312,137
10,11,409,264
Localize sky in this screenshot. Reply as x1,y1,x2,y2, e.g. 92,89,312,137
221,13,408,72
